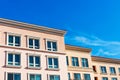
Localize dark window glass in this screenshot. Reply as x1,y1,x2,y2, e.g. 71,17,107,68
29,56,34,67
15,54,20,65
84,74,91,80
74,73,81,80
8,35,13,46
52,42,57,51
72,57,79,66
35,39,39,49
29,38,33,48
35,56,40,67
8,73,13,80
54,58,58,68
8,54,13,65
15,36,20,46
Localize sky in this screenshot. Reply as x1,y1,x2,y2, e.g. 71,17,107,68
0,0,120,59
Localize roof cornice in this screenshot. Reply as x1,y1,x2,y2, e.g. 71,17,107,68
92,56,120,64
65,44,91,52
0,18,66,36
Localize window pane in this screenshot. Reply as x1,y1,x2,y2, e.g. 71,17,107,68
84,74,91,80
48,58,52,68
15,54,20,66
29,56,34,67
8,73,13,80
14,74,20,80
72,57,79,66
47,41,51,48
54,75,60,80
29,39,33,48
52,42,57,51
50,75,54,80
35,56,40,67
68,73,70,80
35,39,39,49
36,75,41,80
8,35,13,46
15,36,20,46
66,56,69,66
74,73,81,80
54,58,58,68
30,74,35,80
8,54,13,65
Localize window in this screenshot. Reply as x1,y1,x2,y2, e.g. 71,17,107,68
7,73,21,80
29,74,41,80
94,77,98,80
46,40,57,51
28,38,40,49
7,34,21,47
7,53,21,66
49,75,60,80
66,56,69,66
74,73,81,80
100,66,107,74
110,67,116,74
28,55,40,68
84,74,91,80
81,58,89,67
48,57,59,69
102,77,108,80
72,57,79,67
118,68,120,73
93,66,97,72
68,73,70,80
112,78,117,80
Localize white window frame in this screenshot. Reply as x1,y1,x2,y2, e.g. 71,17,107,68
27,36,40,49
6,72,21,80
6,32,21,47
46,39,58,51
28,53,41,69
28,73,41,80
47,56,59,69
48,74,60,80
6,51,21,67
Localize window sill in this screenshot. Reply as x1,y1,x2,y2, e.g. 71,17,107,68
27,67,41,70
46,68,60,71
100,73,107,75
5,65,21,68
110,73,116,75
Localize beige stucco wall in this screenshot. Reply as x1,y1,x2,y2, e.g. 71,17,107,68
92,61,120,80
66,49,94,80
0,25,68,80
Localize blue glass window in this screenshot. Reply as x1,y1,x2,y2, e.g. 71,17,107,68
48,57,59,69
72,57,79,67
8,73,21,80
84,74,91,80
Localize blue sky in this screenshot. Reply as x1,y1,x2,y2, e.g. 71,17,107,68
0,0,120,59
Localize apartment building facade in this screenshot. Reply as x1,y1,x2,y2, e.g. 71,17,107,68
65,44,94,80
0,18,68,80
92,56,120,80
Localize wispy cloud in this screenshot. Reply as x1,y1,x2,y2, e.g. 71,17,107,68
74,36,120,46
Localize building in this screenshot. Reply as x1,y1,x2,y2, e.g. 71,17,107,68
0,18,120,80
0,18,68,80
65,44,94,80
92,56,120,80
